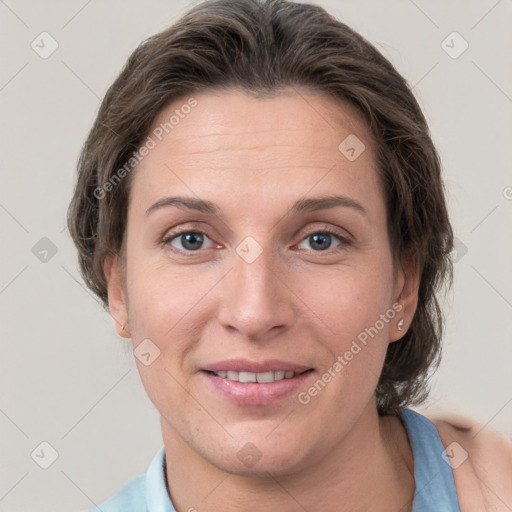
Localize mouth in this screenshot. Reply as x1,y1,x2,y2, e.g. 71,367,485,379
207,369,312,383
200,360,314,406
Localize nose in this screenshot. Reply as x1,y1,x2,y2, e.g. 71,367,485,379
216,239,295,341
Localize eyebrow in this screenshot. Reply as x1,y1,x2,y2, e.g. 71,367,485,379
145,194,367,217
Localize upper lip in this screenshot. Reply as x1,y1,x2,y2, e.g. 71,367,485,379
202,359,312,374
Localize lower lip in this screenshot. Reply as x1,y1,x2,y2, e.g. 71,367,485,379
201,370,314,406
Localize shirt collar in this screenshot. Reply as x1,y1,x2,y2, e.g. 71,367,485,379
146,447,176,512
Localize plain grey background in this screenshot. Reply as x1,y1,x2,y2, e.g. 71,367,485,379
1,0,511,511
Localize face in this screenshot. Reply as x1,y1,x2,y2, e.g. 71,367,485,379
105,88,416,476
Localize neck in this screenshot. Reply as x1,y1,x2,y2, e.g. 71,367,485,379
161,401,415,512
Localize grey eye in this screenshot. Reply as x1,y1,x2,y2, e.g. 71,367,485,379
297,232,342,252
168,231,214,251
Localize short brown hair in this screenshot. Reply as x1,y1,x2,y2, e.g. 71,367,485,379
67,0,453,415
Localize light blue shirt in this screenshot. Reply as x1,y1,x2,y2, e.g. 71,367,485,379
82,408,460,511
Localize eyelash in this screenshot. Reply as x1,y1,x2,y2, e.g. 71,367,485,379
160,227,351,255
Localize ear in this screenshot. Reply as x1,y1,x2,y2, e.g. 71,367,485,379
390,249,420,343
104,252,131,338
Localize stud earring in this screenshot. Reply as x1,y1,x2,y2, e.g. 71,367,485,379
397,319,404,331
121,323,126,331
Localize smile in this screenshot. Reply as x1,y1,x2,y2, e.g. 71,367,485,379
211,370,298,382
202,362,314,406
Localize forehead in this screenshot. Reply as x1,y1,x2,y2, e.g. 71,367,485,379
149,87,373,155
130,88,381,210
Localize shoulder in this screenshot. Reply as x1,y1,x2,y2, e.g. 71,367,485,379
429,413,512,511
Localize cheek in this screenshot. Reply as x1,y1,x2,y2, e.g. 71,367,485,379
295,261,395,343
124,255,206,412
125,251,217,351
291,262,396,405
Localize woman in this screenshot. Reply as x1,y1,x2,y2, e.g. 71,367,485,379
68,0,512,510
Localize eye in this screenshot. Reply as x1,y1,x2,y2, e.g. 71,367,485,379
297,230,347,252
161,227,350,255
163,230,216,252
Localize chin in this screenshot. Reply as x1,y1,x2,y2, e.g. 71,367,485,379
218,452,308,478
199,430,313,477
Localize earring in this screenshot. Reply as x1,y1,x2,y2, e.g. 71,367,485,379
397,319,404,331
122,323,126,331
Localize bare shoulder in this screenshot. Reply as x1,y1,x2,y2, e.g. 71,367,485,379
429,413,512,511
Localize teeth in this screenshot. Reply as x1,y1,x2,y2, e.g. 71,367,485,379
256,371,274,383
239,371,257,383
213,370,298,382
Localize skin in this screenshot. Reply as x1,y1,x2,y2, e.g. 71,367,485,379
102,87,507,512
